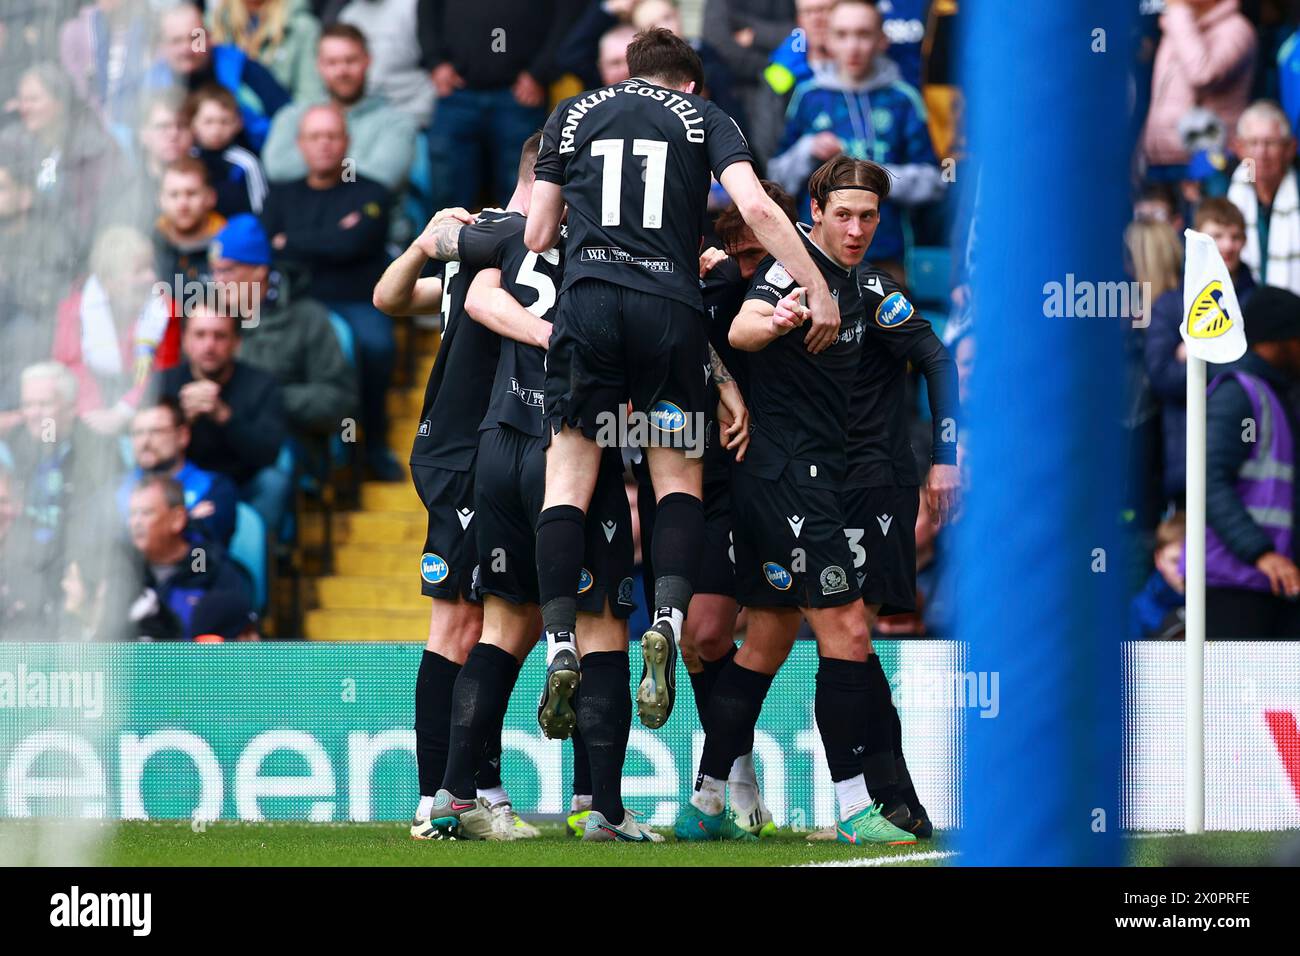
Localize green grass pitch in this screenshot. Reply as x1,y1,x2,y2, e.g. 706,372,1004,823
7,821,1293,866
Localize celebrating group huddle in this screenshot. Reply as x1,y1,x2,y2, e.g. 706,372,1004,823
373,28,960,846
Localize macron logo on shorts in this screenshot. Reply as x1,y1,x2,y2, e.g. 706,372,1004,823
602,520,617,542
876,514,893,536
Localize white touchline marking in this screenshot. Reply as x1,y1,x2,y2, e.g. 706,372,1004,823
794,849,958,867
1127,832,1183,840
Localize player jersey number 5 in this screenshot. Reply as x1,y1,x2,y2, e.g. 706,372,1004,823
591,138,668,229
517,249,560,316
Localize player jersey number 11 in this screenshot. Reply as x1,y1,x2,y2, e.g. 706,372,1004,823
591,138,668,229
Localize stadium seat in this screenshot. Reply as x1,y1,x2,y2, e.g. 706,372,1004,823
404,129,433,231
907,245,952,312
229,501,268,613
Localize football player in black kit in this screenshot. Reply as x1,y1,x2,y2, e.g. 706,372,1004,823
636,181,799,836
523,28,839,742
372,139,543,841
677,158,916,845
424,148,658,844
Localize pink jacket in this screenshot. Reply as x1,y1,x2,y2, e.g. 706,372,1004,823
1142,0,1257,166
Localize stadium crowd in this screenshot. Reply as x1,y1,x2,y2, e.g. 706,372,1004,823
0,0,963,643
0,0,1296,644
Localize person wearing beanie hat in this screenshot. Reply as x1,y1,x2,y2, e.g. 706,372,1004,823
1202,284,1300,638
191,587,260,642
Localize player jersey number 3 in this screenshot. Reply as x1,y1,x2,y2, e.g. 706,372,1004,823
591,138,668,229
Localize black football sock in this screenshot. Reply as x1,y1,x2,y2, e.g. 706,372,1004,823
650,492,703,632
698,660,774,781
536,505,585,656
688,642,737,730
862,653,901,807
475,653,522,792
414,650,460,797
441,643,521,799
896,755,927,817
571,722,592,799
890,702,926,815
815,656,872,783
574,650,631,824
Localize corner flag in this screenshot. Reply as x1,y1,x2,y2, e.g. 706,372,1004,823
1181,228,1247,835
1181,229,1247,364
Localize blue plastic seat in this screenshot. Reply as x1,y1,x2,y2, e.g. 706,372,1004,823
229,501,268,612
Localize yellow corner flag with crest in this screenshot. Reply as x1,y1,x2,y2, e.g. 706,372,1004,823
1181,229,1247,364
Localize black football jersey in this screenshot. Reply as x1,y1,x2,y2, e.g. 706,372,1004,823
480,227,563,438
742,223,867,480
847,268,954,487
409,210,522,469
534,77,753,311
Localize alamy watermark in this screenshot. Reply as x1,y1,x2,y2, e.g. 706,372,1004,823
0,665,104,719
594,402,706,458
153,276,262,328
1043,275,1151,328
892,667,1000,719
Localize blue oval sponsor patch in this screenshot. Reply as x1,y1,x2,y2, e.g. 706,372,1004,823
875,291,914,328
577,568,594,594
649,400,687,433
420,553,449,585
763,562,793,591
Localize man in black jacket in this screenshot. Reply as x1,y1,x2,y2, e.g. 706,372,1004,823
152,304,290,538
262,106,396,479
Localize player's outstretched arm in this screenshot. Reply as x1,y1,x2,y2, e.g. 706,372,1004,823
524,181,564,253
372,208,472,315
729,293,806,352
719,163,838,352
465,268,553,350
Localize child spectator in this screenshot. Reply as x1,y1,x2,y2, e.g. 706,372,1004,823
154,158,226,287
186,85,271,217
1131,513,1187,639
52,225,179,434
148,1,290,152
768,0,943,283
1145,199,1256,505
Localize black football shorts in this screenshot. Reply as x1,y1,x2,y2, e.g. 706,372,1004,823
474,425,637,618
840,484,921,616
411,462,480,601
731,457,860,610
545,278,710,455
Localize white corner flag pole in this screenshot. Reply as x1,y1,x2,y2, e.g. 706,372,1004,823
1184,354,1207,835
1180,228,1244,835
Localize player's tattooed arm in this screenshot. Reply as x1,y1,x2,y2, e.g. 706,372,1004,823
709,343,735,385
415,207,475,262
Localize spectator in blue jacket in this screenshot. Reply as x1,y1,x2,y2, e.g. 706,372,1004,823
768,0,943,284
123,473,250,641
148,1,291,152
1145,198,1256,505
118,398,239,548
